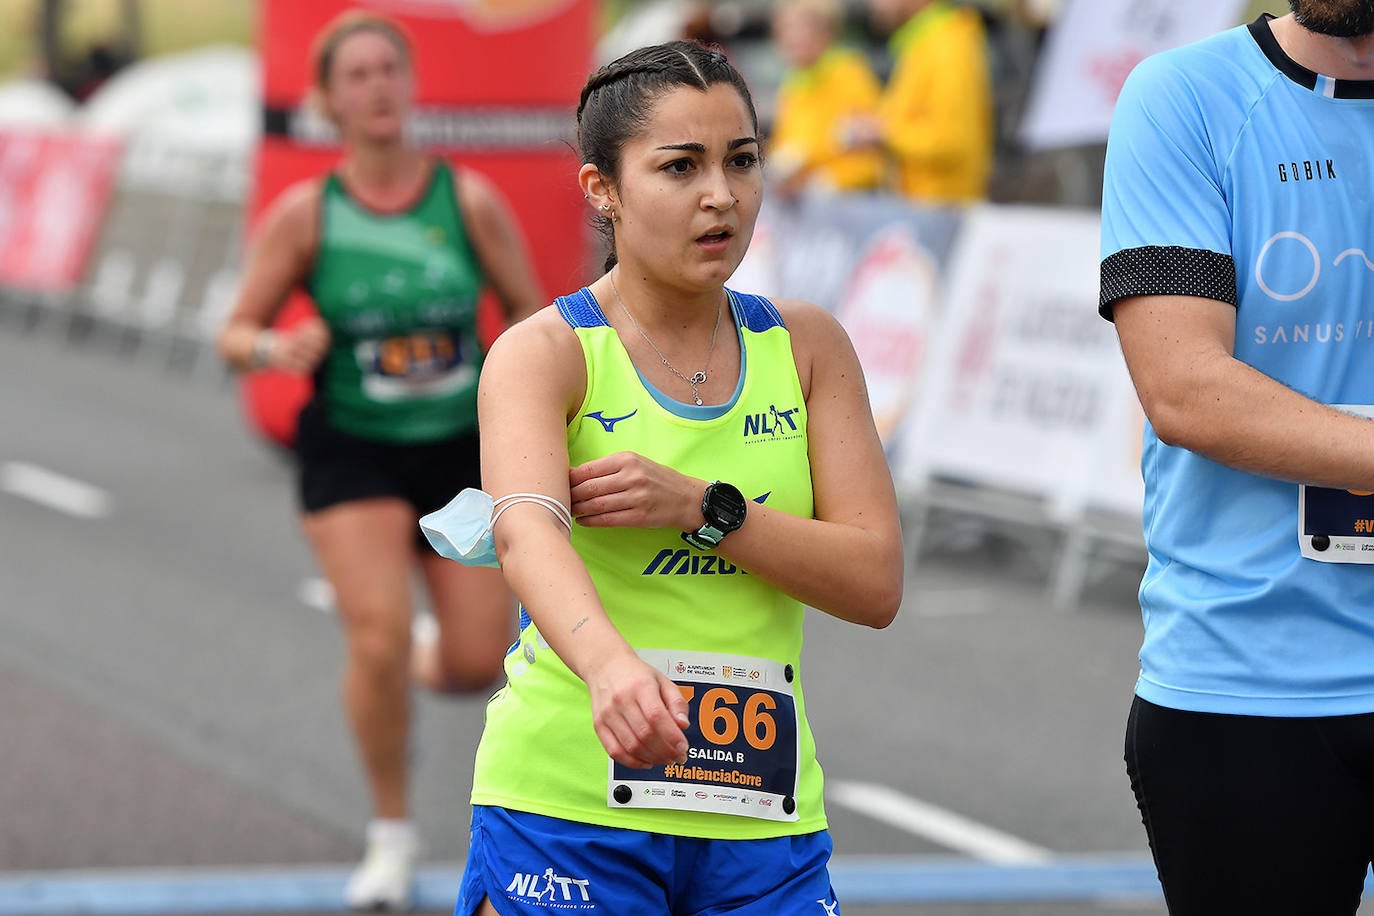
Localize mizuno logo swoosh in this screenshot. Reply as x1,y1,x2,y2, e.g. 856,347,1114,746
585,410,637,432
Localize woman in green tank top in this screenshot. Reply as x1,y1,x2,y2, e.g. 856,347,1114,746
456,42,904,916
217,12,543,911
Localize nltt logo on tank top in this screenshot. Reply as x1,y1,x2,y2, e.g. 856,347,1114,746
742,403,803,444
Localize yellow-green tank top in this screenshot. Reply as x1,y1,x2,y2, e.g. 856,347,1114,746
470,287,827,840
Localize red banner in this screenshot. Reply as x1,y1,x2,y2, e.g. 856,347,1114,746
0,130,121,291
244,0,594,446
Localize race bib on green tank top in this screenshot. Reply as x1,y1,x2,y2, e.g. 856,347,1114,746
309,162,485,444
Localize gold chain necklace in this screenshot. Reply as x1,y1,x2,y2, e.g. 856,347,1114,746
609,272,724,406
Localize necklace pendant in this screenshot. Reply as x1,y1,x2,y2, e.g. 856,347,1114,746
693,395,704,406
689,370,708,385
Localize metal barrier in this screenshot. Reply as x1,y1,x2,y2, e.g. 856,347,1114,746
4,134,247,381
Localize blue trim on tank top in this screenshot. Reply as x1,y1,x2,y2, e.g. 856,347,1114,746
732,289,787,333
555,287,611,328
637,298,746,419
555,287,784,419
555,286,785,333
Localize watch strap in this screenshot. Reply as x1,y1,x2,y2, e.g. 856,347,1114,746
681,524,727,550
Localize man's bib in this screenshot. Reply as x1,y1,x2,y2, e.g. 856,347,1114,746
469,287,828,839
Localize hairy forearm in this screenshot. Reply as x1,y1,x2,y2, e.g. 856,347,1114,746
1144,354,1374,489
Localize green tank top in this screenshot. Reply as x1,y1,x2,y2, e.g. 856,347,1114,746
470,287,827,840
309,161,484,443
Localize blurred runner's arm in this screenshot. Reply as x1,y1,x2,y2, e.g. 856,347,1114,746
1113,293,1374,489
217,180,330,374
478,313,690,769
456,167,546,325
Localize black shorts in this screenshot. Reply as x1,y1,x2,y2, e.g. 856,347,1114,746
1125,695,1374,915
294,400,482,517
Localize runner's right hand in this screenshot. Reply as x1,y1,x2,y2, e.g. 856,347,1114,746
272,316,331,374
585,650,691,769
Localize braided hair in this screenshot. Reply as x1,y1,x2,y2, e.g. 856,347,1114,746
577,41,760,272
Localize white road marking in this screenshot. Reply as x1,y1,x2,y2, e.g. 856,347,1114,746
0,461,111,519
297,577,335,614
827,780,1054,864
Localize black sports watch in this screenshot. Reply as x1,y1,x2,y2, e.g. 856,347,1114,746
681,481,748,550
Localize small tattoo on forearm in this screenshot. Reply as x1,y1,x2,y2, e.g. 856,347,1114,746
572,616,589,634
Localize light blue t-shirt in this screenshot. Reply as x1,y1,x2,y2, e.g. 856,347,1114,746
1100,16,1374,716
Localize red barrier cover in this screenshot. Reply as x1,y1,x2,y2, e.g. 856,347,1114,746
244,0,593,446
0,130,122,291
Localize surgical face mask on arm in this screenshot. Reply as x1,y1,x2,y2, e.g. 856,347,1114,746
421,489,572,567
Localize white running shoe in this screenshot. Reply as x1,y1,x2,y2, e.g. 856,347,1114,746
344,820,420,911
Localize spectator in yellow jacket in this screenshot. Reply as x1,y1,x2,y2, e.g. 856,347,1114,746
849,0,993,204
769,0,884,195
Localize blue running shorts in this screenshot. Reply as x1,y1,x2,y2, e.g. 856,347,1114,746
454,805,841,915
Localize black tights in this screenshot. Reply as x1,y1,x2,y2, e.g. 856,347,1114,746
1126,696,1374,915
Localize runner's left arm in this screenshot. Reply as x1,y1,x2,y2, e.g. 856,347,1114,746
570,300,904,628
217,179,329,374
456,167,546,325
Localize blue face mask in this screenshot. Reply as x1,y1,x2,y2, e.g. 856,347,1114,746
420,489,573,568
420,487,500,567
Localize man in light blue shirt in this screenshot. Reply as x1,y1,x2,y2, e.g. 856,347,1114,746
1101,1,1374,911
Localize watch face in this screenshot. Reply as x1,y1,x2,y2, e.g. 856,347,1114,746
705,482,748,531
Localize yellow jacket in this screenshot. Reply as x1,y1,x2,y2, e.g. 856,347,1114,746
772,47,884,192
879,2,993,203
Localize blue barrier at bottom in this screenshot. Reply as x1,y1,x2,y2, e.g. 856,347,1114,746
15,853,1372,913
0,855,1177,914
834,855,1164,903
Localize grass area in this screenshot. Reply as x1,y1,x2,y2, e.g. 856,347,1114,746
1247,0,1290,19
0,0,253,80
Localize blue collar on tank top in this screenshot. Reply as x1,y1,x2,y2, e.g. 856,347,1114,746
567,287,747,420
636,298,746,420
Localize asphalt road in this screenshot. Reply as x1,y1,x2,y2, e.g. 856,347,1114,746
0,316,1168,916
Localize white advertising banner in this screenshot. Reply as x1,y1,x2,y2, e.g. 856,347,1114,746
896,205,1137,519
1089,376,1147,518
1019,0,1246,150
731,192,961,445
834,225,944,439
